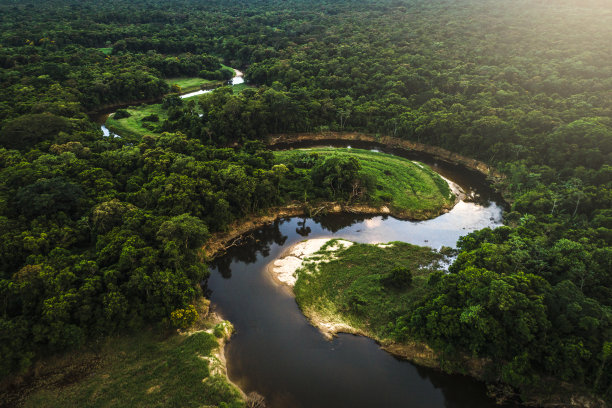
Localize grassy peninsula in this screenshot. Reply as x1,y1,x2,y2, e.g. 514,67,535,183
287,239,446,342
274,148,456,219
105,103,167,139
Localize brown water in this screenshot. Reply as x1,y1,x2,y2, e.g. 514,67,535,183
207,150,515,408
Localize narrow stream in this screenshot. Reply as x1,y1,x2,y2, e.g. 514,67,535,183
207,149,514,408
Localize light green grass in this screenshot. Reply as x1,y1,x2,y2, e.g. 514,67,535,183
22,329,244,408
231,83,250,93
165,77,223,93
274,148,454,217
220,64,235,75
105,103,166,138
294,240,444,341
98,47,113,55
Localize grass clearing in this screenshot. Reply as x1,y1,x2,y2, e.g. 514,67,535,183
98,47,113,55
17,305,245,408
165,77,224,93
105,103,166,138
231,83,250,93
274,148,455,217
293,239,445,341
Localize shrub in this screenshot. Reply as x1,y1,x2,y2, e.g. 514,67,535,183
170,305,198,329
114,109,131,119
383,266,413,289
142,114,159,122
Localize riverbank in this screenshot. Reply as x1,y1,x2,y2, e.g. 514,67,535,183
3,299,245,408
265,238,607,408
266,238,449,366
275,147,460,215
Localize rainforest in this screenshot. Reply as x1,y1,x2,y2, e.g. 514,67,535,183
0,0,610,407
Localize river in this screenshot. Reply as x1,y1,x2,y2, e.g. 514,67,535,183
206,146,516,408
94,71,513,406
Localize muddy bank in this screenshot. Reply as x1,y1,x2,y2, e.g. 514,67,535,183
197,309,247,402
267,131,505,182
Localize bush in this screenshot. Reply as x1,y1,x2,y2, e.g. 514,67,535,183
162,94,183,109
213,321,234,339
114,109,131,119
142,114,159,122
383,267,413,289
345,291,368,314
170,305,198,329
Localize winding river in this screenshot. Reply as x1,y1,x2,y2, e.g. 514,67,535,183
207,145,515,408
95,72,514,406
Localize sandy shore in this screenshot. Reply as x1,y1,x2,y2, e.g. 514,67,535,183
267,238,353,287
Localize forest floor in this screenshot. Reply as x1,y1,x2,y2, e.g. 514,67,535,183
3,299,245,408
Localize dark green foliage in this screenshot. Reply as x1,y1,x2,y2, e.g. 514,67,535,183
383,267,413,289
15,178,86,218
114,109,131,119
162,94,183,110
311,155,361,199
0,0,610,403
0,114,71,150
142,114,159,122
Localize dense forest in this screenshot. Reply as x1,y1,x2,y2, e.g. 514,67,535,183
0,0,610,405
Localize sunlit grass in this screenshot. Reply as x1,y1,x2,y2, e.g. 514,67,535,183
105,103,166,138
165,77,223,93
274,148,454,215
22,329,244,408
294,240,443,340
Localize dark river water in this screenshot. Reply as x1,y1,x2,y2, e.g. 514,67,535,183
207,146,515,408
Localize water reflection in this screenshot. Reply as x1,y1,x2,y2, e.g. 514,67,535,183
205,140,510,408
208,201,508,408
101,124,120,138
